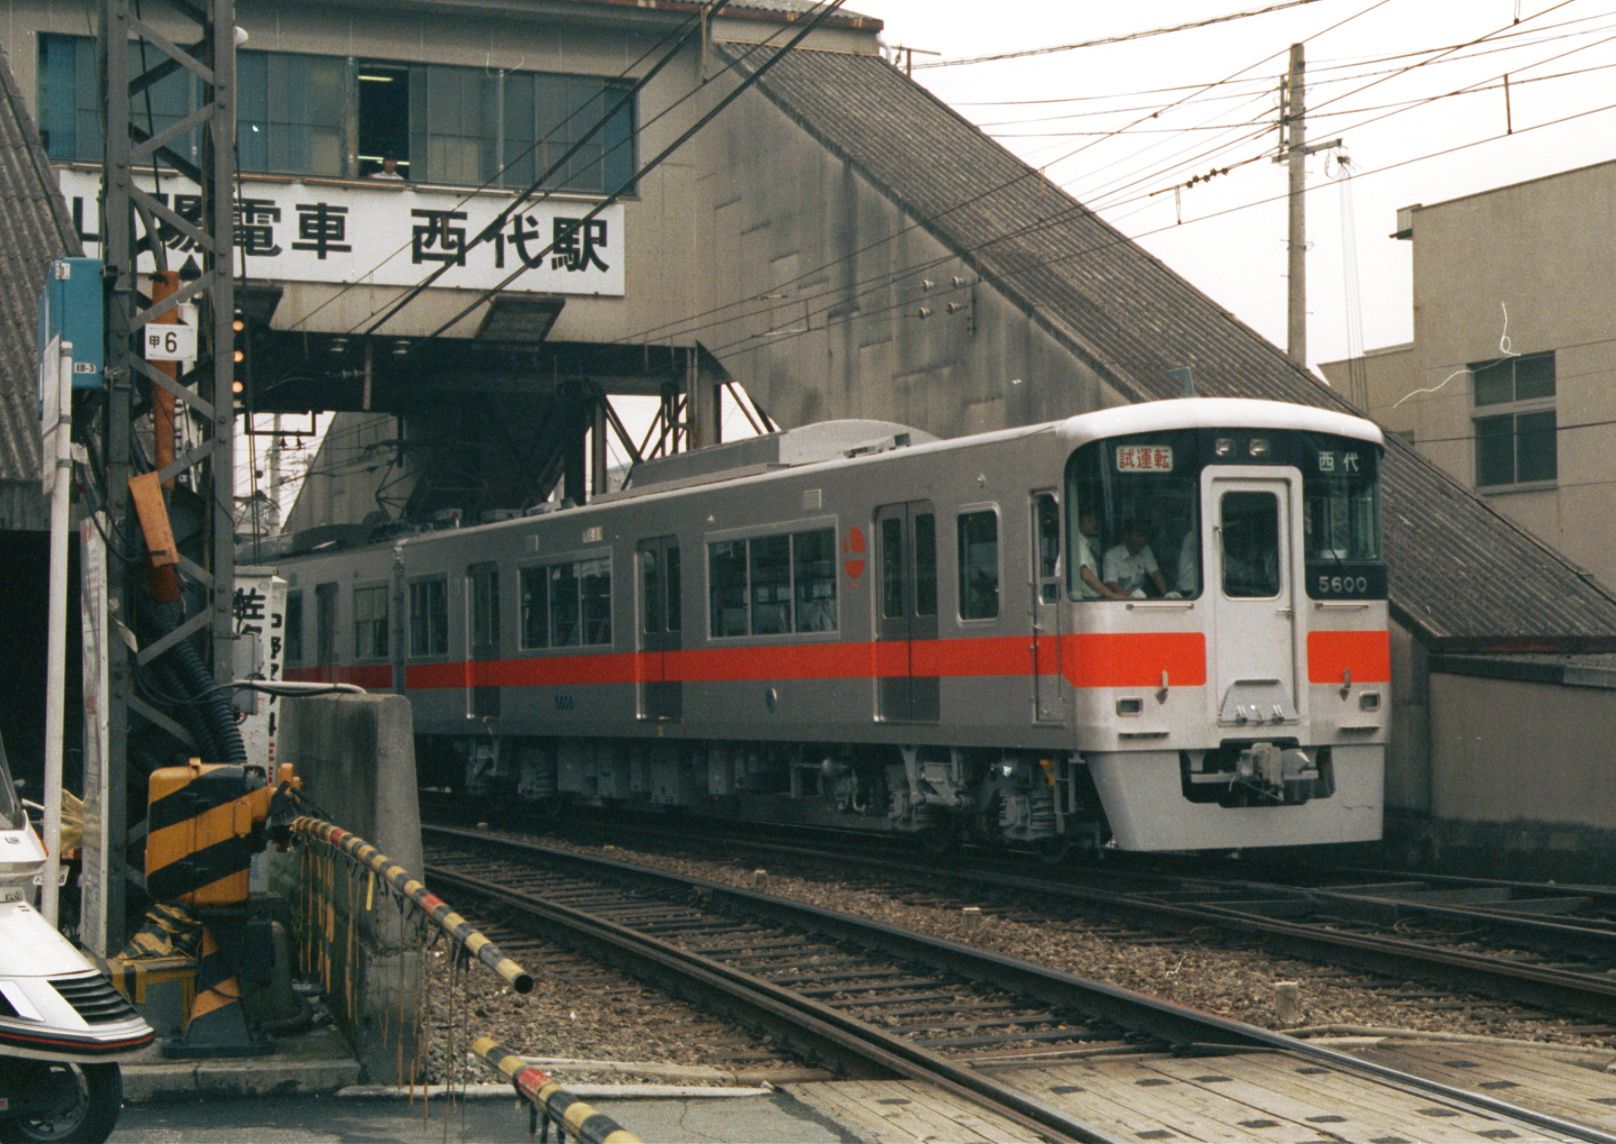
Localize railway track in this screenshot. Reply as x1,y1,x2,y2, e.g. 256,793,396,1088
423,825,1616,1144
455,811,1616,1029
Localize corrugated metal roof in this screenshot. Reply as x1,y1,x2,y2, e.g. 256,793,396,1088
0,46,80,506
730,45,1616,648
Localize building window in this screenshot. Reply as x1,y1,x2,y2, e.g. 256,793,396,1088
353,585,390,660
708,528,838,638
40,35,198,164
957,510,999,620
39,38,635,193
1473,351,1555,488
238,52,347,176
409,577,449,657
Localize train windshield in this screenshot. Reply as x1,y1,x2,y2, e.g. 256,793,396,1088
1065,428,1384,602
1066,430,1201,600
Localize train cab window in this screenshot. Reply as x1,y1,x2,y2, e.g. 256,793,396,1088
284,591,304,666
957,510,999,620
1066,432,1200,602
409,576,449,657
315,583,337,664
1220,492,1280,598
1302,434,1385,599
353,585,389,660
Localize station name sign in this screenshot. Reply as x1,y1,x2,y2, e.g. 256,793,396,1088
58,169,626,297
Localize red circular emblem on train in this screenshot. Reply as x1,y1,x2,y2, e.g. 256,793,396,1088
843,525,866,580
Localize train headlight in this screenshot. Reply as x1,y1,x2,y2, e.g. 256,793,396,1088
1248,437,1271,458
1214,437,1236,458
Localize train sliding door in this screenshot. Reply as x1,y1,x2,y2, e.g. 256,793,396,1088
637,536,682,721
466,562,500,719
875,501,938,723
1209,476,1299,720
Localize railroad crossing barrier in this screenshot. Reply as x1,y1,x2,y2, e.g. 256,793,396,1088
475,1036,644,1144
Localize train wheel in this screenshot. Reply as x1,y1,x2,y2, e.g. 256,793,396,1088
1034,835,1072,866
917,820,956,858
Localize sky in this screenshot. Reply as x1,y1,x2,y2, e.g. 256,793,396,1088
840,0,1616,373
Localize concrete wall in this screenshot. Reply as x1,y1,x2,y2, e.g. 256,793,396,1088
1414,668,1616,879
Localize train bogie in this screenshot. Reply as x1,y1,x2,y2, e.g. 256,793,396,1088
280,401,1389,855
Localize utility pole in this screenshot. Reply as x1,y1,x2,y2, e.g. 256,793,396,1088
97,0,238,951
1279,42,1342,371
1284,42,1307,368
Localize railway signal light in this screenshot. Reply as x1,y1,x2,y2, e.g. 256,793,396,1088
231,310,249,411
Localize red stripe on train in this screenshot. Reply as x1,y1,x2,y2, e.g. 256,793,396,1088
349,631,1219,691
1307,630,1391,684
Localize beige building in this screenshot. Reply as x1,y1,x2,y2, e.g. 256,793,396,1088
1322,157,1616,591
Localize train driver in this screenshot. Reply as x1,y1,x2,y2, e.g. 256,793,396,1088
1076,511,1128,600
1103,521,1169,598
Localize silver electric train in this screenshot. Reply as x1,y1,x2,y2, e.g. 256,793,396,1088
280,397,1389,854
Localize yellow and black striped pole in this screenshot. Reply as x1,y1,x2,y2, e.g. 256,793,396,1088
292,817,534,994
475,1036,643,1144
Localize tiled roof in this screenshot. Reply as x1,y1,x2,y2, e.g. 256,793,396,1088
0,46,80,497
731,45,1616,648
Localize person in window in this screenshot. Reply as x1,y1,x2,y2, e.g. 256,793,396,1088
1176,527,1199,595
1103,521,1169,598
1077,511,1128,600
370,155,404,180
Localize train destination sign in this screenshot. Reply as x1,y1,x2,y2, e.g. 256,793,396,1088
57,169,626,297
1115,444,1174,473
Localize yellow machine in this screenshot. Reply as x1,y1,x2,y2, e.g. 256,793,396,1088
111,761,301,1056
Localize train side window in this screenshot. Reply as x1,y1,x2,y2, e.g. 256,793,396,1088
641,548,662,635
579,557,612,646
549,564,580,647
793,528,837,633
879,517,904,620
665,547,681,633
1033,493,1060,604
957,509,999,620
353,585,389,659
708,541,748,638
408,576,449,657
749,535,791,635
284,591,304,665
315,582,337,664
519,565,549,648
913,513,937,618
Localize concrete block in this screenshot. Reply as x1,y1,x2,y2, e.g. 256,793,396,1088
268,694,424,1085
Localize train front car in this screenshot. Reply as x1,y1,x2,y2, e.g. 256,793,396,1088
1061,399,1387,850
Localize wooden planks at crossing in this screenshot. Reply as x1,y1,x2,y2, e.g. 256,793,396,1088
787,1042,1614,1142
1348,1039,1616,1136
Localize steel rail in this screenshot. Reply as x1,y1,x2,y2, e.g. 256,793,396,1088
425,825,1616,1144
425,859,1114,1144
502,814,1616,1021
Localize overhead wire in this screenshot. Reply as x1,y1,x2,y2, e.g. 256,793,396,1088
910,0,1327,70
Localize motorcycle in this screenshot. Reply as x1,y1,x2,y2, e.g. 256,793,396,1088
0,749,152,1143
